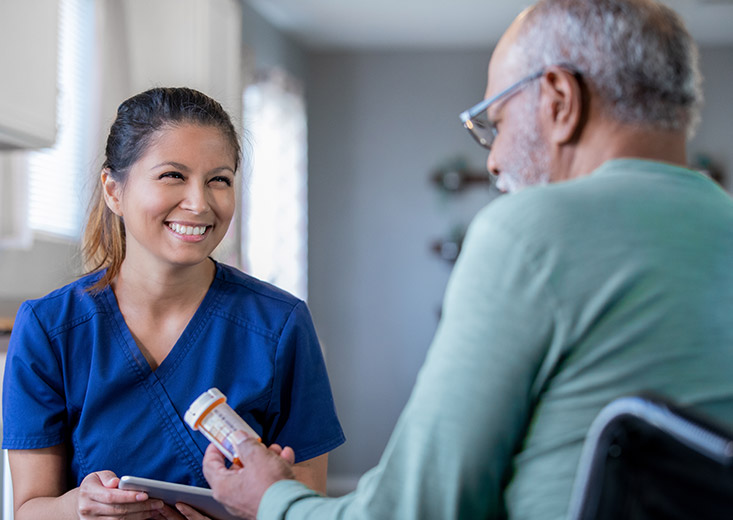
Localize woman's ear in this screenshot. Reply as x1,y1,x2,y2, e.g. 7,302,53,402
101,169,123,216
539,66,583,146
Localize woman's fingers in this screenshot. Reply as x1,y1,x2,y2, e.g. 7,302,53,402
77,470,164,518
175,502,213,519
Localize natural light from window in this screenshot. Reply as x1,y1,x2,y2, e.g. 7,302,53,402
242,71,309,301
27,0,93,240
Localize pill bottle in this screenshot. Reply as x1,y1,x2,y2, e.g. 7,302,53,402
185,387,261,465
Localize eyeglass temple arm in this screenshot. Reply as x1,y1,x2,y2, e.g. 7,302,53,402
459,69,548,123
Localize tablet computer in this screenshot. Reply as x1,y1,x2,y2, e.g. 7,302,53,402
118,475,240,520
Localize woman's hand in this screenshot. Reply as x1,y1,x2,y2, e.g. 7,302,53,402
77,470,166,519
173,503,214,519
78,472,213,520
9,447,184,520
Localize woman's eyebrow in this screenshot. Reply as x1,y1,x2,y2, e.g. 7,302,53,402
152,161,190,171
152,161,235,174
210,165,236,174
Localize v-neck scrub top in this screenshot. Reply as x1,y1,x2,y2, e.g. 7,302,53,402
2,261,345,488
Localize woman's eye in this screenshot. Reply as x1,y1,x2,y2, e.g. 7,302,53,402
160,172,184,180
210,176,233,186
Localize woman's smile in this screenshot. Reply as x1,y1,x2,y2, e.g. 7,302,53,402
166,222,211,239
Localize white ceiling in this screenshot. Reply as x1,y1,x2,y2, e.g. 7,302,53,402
246,0,733,50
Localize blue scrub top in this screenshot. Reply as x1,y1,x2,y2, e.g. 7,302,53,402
2,261,345,487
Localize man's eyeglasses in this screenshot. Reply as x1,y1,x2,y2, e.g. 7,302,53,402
459,69,544,150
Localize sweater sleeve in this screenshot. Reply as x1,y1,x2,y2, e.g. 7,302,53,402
259,205,557,519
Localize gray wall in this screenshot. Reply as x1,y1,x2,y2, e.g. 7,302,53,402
305,45,733,487
689,47,733,191
0,240,80,300
241,2,307,81
306,49,499,484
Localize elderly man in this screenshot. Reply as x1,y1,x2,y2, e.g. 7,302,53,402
192,0,733,518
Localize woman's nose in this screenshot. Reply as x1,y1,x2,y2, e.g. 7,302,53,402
181,182,210,214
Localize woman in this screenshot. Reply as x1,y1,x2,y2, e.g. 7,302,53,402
2,87,344,519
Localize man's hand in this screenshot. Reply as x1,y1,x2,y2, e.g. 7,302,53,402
203,437,297,519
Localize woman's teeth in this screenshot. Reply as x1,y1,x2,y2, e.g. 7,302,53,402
169,223,207,236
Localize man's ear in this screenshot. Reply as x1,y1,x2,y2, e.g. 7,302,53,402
101,169,123,216
538,66,584,145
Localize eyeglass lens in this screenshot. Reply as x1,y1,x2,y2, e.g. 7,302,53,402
465,116,495,150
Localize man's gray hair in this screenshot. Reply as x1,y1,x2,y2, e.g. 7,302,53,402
516,0,703,136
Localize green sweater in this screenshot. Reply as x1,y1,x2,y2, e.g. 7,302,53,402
259,159,733,519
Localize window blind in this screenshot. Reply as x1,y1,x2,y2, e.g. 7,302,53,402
27,0,93,239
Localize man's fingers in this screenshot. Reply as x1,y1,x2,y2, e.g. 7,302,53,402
204,442,226,461
268,443,283,455
233,437,266,463
267,443,296,464
280,446,296,464
202,443,228,476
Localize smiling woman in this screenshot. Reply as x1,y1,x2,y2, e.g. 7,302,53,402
100,124,237,278
2,87,344,520
83,88,242,293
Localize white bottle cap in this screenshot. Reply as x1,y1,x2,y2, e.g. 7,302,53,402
184,387,226,430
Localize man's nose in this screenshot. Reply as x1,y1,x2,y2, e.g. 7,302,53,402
487,150,500,177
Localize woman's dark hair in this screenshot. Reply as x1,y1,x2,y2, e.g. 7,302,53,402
82,87,241,291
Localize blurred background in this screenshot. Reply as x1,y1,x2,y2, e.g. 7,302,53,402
1,0,732,500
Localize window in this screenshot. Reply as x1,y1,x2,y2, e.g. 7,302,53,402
27,0,94,239
242,70,309,300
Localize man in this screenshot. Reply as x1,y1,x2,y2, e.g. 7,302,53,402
195,0,733,518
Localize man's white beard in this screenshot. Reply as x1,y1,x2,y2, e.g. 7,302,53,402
496,169,550,192
497,99,552,193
